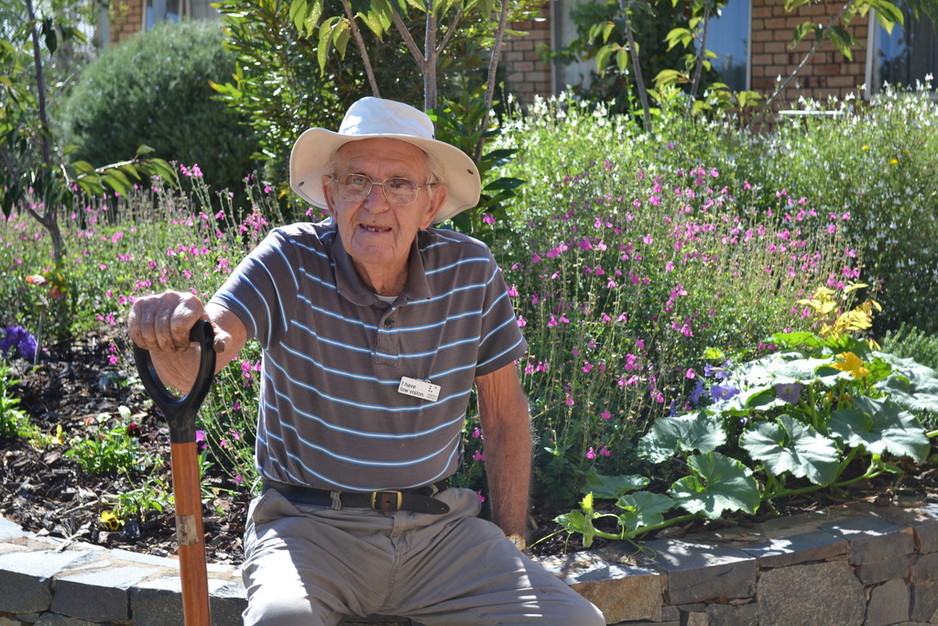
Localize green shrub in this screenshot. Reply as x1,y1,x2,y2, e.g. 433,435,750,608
58,20,260,200
883,323,938,372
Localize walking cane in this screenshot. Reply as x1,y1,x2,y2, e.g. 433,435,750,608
133,320,216,626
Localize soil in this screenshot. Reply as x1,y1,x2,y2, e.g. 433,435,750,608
1,335,936,566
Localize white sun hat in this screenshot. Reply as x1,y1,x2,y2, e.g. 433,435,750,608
289,97,482,224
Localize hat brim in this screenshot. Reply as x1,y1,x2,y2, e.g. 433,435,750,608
289,129,481,224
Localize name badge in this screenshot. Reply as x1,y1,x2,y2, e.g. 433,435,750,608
398,376,441,402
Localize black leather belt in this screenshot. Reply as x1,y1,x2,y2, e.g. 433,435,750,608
263,479,450,515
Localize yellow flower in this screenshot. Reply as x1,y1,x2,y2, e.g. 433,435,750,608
100,511,123,531
832,352,869,379
862,145,870,150
889,158,899,165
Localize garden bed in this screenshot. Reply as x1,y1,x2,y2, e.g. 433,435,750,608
2,335,936,567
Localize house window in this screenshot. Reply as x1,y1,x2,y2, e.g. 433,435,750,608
144,0,216,30
145,0,182,29
869,6,938,90
706,0,751,92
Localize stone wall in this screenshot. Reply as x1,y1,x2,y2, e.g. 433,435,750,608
2,501,937,625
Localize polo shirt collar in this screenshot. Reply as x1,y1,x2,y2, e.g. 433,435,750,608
331,226,432,306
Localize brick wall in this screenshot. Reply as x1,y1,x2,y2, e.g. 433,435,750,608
108,0,144,44
751,0,869,107
498,0,873,106
501,4,553,104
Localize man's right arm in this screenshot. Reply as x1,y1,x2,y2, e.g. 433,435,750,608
127,291,247,392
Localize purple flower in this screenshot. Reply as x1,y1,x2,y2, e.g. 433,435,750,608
0,326,37,361
704,362,730,380
690,379,705,405
775,382,803,405
710,385,740,402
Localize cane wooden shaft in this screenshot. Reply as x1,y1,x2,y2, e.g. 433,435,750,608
171,441,211,626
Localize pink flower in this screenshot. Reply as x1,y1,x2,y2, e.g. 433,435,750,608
600,410,612,420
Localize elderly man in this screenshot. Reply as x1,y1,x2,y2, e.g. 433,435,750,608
128,97,605,625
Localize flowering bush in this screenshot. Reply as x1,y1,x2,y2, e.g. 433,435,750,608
493,104,859,501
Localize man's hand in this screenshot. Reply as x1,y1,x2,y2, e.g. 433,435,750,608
128,291,228,354
127,291,245,391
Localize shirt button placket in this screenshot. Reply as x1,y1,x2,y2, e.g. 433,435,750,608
375,311,400,366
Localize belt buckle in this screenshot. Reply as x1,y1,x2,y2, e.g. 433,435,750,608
371,490,403,512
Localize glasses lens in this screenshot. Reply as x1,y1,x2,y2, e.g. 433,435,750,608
335,175,419,205
384,178,418,204
337,174,371,202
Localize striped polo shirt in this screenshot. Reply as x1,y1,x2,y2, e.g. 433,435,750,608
210,220,528,492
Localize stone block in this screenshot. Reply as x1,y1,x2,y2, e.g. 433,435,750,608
211,581,249,625
643,539,757,605
130,576,185,626
757,560,865,625
820,516,916,564
0,517,24,541
912,552,938,583
856,554,912,585
911,581,938,623
855,503,938,554
867,578,910,626
51,564,158,621
0,549,99,613
684,611,708,626
539,551,664,622
741,530,848,568
706,602,759,626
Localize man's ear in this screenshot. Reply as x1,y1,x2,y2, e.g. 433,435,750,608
421,184,447,229
321,175,337,218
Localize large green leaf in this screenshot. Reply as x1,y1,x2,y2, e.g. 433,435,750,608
616,491,675,535
828,396,930,463
875,353,938,415
668,452,761,519
584,470,649,499
639,411,726,463
740,415,841,486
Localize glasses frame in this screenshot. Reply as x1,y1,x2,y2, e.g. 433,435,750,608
331,173,438,206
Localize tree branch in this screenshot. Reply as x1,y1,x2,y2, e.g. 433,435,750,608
339,0,382,97
474,0,512,162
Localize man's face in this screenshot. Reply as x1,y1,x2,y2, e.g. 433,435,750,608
323,138,446,293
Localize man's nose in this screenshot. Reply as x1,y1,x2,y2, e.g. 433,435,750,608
363,183,390,210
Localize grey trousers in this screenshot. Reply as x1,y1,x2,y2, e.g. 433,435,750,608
241,487,606,626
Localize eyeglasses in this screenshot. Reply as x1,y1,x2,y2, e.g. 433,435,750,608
332,174,437,206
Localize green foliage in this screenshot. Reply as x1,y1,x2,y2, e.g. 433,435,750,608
108,474,172,520
58,21,260,200
556,316,937,547
65,405,144,475
0,364,34,440
883,324,938,372
213,0,348,195
549,0,693,113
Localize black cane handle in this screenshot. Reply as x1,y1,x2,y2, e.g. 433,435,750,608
132,320,216,444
